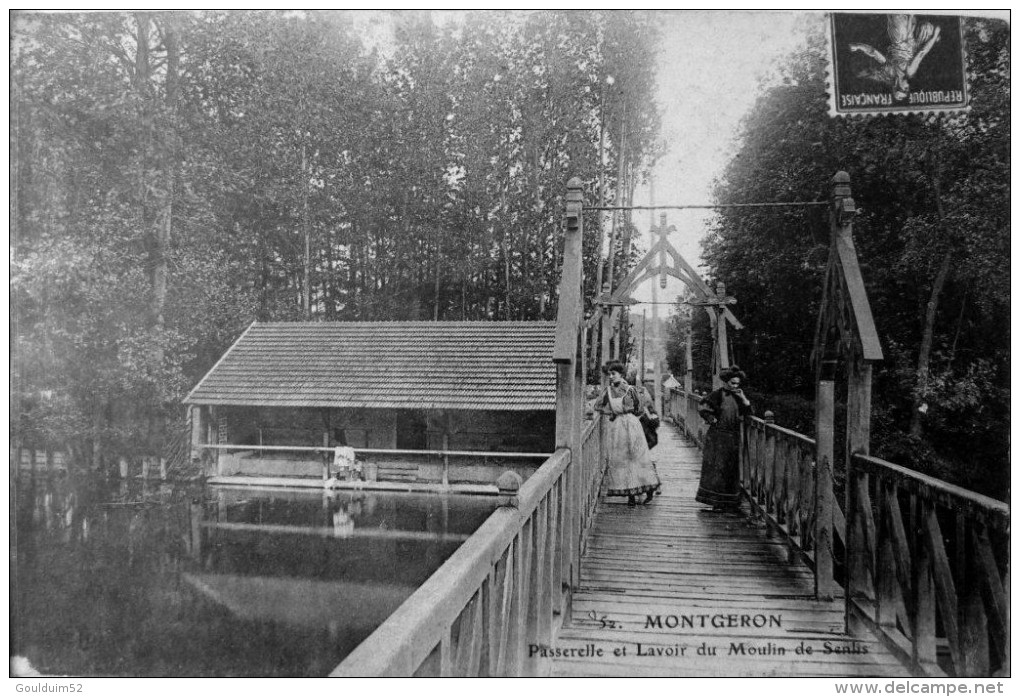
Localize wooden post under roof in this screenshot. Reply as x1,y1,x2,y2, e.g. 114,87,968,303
208,406,220,475
190,405,205,463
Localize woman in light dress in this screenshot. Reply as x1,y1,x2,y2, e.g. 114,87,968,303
595,361,661,506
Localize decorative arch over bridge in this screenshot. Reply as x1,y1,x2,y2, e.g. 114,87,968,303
587,211,743,397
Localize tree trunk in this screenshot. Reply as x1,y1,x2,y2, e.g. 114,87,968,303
145,14,177,463
323,221,333,319
502,237,511,320
350,219,360,316
619,161,635,267
594,85,609,305
605,103,627,293
909,250,952,437
91,397,105,472
910,123,953,438
433,239,441,321
153,17,177,330
948,285,968,364
302,145,311,319
133,14,150,90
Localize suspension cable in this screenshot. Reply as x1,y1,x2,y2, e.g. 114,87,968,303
583,202,828,211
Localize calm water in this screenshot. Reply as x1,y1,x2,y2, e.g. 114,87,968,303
10,471,498,676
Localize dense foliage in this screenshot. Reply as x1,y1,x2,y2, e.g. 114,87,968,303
668,16,1009,497
11,10,661,470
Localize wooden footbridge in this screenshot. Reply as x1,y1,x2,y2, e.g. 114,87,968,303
551,425,906,677
332,176,1009,678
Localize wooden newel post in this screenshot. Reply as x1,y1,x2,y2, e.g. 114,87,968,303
684,322,694,393
554,176,586,624
815,171,881,619
815,357,837,600
761,410,776,514
555,177,584,446
497,471,523,509
715,281,730,374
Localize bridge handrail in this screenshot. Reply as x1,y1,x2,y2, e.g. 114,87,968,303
850,453,1009,530
741,413,846,572
846,451,1009,677
332,417,603,676
664,389,707,447
745,415,815,449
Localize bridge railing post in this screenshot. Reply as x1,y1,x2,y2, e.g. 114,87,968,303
815,365,837,600
553,176,587,636
755,411,776,524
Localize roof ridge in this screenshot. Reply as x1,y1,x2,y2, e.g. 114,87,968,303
254,320,557,325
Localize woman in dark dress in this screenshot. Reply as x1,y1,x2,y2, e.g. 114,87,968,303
696,366,752,511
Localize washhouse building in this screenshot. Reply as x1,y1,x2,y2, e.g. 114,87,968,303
184,321,558,485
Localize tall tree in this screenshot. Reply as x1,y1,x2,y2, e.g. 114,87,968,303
701,16,1009,494
11,10,663,470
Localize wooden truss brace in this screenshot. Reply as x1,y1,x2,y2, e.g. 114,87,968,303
607,216,743,331
588,214,743,385
812,176,883,369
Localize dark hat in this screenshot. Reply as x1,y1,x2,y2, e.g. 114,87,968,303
603,360,626,376
720,365,747,382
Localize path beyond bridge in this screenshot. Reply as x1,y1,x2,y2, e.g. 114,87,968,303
549,424,910,677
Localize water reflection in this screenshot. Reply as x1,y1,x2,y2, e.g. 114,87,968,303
11,471,497,676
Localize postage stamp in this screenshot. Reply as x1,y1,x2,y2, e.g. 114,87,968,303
827,13,970,117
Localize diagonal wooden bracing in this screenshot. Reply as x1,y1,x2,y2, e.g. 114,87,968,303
608,231,743,331
592,213,742,387
814,222,883,365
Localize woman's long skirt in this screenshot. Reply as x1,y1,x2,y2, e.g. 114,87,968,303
604,414,661,496
695,427,741,508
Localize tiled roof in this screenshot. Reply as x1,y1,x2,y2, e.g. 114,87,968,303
184,321,558,411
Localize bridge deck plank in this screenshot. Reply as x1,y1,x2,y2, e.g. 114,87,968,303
550,423,912,677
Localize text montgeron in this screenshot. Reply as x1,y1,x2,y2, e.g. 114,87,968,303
644,613,782,630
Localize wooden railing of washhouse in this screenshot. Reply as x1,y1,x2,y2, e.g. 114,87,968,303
333,178,601,676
